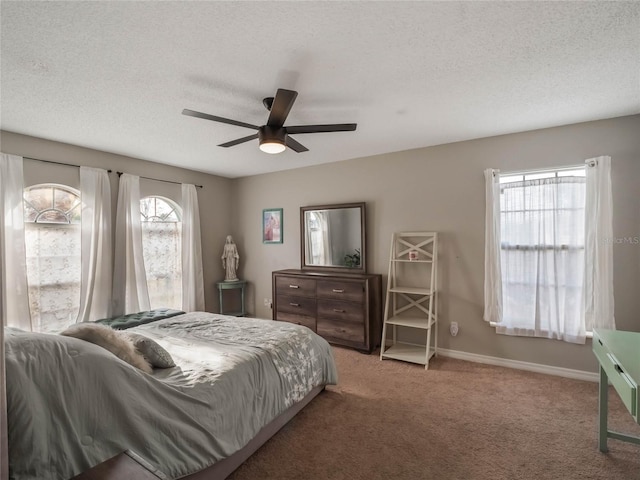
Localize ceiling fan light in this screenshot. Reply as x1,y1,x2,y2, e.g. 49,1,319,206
258,126,287,154
259,140,286,154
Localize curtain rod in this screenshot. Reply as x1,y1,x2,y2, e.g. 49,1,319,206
21,157,203,189
498,163,588,177
116,171,203,189
24,156,112,173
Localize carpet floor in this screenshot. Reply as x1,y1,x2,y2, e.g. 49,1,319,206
229,347,640,480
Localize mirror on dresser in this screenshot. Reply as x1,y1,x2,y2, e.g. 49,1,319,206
300,202,366,273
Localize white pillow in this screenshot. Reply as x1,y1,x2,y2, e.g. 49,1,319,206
60,323,152,373
126,332,176,369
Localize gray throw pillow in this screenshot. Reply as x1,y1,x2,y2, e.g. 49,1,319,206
126,333,176,369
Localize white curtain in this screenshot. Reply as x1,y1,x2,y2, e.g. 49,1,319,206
583,156,615,331
483,169,502,324
181,184,205,312
77,167,113,322
113,174,150,315
0,153,31,330
0,153,31,480
484,166,590,343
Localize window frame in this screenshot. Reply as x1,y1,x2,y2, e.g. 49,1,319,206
493,165,592,337
139,195,183,311
23,183,82,333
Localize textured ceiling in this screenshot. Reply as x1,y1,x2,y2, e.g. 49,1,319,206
1,1,639,178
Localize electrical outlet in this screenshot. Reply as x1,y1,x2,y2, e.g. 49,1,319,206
263,298,273,308
450,322,459,336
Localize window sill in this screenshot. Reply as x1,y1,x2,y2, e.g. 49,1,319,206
488,322,593,339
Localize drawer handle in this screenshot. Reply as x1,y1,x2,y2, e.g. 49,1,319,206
289,302,300,307
289,285,300,289
332,289,345,293
333,309,345,313
614,364,624,374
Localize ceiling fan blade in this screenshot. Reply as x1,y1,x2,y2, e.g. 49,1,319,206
285,136,309,153
182,109,259,130
286,123,357,134
218,133,259,148
267,89,298,128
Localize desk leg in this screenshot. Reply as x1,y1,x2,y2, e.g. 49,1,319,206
598,365,609,452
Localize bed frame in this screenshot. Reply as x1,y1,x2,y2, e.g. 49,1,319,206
74,385,325,480
178,385,325,479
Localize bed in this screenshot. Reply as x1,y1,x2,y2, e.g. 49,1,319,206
5,312,338,479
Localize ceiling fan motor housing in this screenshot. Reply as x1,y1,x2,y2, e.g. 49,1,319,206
259,125,286,145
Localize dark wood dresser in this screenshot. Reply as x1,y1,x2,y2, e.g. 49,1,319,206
272,269,382,353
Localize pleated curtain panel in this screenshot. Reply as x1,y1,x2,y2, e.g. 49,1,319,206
77,167,113,322
483,169,502,326
0,153,31,479
181,184,205,312
583,156,615,332
0,154,32,331
112,173,151,316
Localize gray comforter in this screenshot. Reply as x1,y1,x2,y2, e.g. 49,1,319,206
6,312,338,479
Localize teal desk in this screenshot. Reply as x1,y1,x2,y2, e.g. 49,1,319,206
216,280,247,317
592,329,640,452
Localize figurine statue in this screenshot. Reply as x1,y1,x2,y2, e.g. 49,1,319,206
221,235,240,282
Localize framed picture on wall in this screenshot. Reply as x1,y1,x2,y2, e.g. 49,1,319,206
262,208,283,244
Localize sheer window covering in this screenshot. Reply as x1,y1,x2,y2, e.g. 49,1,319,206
141,196,182,310
25,219,81,332
483,157,614,344
23,184,82,332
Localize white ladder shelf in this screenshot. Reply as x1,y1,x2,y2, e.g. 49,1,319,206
380,232,438,369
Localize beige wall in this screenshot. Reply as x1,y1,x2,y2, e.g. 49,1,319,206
233,115,640,373
1,130,235,313
3,115,639,373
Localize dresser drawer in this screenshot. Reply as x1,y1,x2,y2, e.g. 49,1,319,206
317,280,364,302
275,275,316,297
317,316,365,345
275,311,316,331
276,294,316,317
594,335,638,417
318,299,365,324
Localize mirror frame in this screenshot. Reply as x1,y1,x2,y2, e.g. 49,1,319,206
300,202,366,274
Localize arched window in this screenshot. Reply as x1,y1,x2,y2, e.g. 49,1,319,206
140,196,182,310
23,184,81,332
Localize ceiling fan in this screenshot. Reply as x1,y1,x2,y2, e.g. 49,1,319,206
182,88,357,154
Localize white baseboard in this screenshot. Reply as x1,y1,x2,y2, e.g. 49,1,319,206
436,347,599,383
